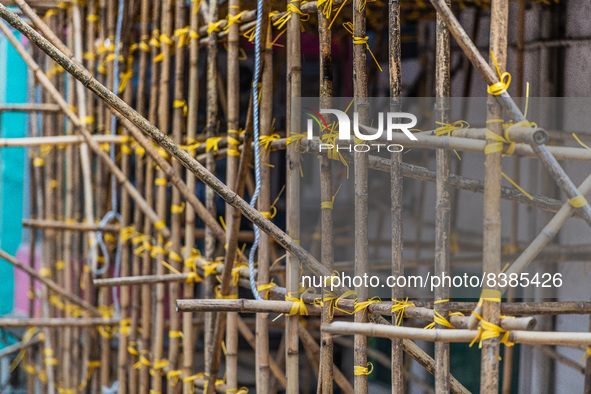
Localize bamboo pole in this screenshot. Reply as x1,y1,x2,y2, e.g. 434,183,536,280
224,0,241,390
139,0,162,389
182,0,201,390
434,0,452,391
286,0,303,388
0,135,123,146
388,0,404,390
61,21,76,390
352,0,370,391
255,20,273,394
324,321,591,347
202,0,220,383
0,318,120,327
165,0,187,392
177,296,536,331
297,322,354,394
317,0,334,390
150,1,174,392
480,2,508,389
23,219,120,232
127,0,150,391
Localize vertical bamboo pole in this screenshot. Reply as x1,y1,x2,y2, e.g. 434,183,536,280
62,16,75,391
27,67,40,394
286,0,302,388
127,1,150,392
389,0,403,391
116,3,136,392
225,2,241,391
182,0,201,392
434,0,451,392
140,0,162,390
167,0,187,392
40,14,57,392
255,22,274,394
26,126,37,394
203,0,220,378
481,0,508,392
151,0,174,392
98,0,116,387
353,0,369,391
317,1,333,391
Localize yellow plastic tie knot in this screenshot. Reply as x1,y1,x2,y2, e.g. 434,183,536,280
391,298,414,326
354,362,374,376
487,51,511,95
568,195,588,208
424,310,454,330
342,22,382,72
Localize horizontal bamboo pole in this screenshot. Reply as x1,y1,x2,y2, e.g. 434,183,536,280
176,298,324,315
94,273,194,287
23,219,120,233
324,322,591,346
417,301,591,316
352,127,591,162
0,248,102,317
0,103,60,112
176,297,535,330
0,135,123,147
0,318,120,327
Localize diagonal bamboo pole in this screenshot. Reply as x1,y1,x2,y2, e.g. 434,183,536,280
0,249,102,317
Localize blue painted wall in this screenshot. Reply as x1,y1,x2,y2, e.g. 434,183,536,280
0,30,28,315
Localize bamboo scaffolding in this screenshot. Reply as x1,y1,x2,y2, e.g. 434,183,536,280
428,0,591,226
3,0,591,392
